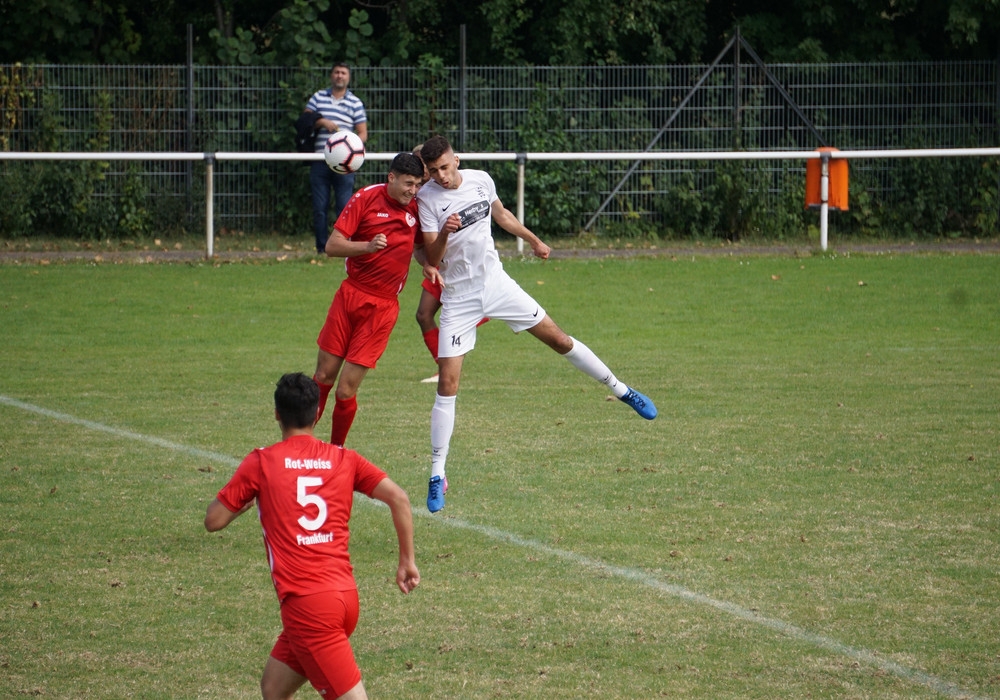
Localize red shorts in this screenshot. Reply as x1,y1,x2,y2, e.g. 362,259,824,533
271,589,362,697
421,276,443,302
317,280,400,369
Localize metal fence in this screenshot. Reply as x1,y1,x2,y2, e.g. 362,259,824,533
1,60,997,237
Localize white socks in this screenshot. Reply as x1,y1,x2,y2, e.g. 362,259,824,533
563,337,627,398
430,394,456,479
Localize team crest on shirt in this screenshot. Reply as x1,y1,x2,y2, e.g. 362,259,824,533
405,213,416,227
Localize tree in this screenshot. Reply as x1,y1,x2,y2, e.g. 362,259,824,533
706,0,1000,62
0,0,143,63
0,0,997,66
386,0,706,65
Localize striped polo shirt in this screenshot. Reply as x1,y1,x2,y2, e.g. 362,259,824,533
306,88,367,152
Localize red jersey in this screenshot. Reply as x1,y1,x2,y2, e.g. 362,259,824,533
334,183,421,297
216,434,387,602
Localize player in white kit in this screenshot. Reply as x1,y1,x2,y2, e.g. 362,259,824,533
415,136,657,513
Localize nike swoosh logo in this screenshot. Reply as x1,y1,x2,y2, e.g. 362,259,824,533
442,205,451,212
532,308,539,317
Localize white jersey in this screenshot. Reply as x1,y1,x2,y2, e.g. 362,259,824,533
416,169,504,299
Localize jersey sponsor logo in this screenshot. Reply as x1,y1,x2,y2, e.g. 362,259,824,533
457,200,490,229
284,458,333,470
376,212,389,218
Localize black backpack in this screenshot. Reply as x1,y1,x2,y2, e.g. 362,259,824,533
294,111,324,153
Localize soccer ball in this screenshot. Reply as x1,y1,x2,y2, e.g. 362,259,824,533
323,131,365,174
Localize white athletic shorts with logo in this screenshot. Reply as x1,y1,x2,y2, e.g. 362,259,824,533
437,269,546,358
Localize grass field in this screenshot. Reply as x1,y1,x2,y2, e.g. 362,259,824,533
1,251,998,699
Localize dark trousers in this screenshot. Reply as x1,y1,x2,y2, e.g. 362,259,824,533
310,161,356,253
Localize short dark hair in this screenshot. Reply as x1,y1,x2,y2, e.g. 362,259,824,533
419,135,452,164
389,152,425,178
274,373,319,429
331,62,350,72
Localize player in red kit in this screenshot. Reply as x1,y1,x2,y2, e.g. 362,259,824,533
312,152,431,445
205,372,418,700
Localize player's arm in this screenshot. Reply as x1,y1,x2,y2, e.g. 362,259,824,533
422,214,461,267
491,199,550,259
412,244,443,285
355,122,369,143
324,227,387,258
370,478,420,594
204,498,253,532
303,108,338,133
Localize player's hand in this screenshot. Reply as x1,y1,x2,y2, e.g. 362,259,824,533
367,234,387,252
532,240,551,260
423,265,443,285
441,213,461,235
397,563,420,594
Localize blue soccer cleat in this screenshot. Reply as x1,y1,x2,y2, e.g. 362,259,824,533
427,475,446,513
620,387,657,420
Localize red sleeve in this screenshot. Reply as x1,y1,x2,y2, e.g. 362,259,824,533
333,189,368,238
216,450,262,512
350,450,388,497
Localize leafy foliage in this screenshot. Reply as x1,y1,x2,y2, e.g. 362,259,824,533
709,0,1000,62
2,0,995,66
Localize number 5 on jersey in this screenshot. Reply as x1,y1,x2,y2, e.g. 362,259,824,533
297,476,327,530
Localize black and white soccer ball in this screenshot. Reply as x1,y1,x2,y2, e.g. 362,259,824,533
323,131,365,174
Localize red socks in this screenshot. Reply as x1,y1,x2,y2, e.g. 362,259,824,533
330,396,358,447
422,328,439,363
314,376,354,446
314,376,333,422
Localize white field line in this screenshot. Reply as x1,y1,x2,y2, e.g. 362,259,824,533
1,393,990,700
0,395,240,467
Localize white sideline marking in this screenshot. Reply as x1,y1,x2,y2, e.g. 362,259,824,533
0,395,240,467
444,518,988,700
2,393,989,700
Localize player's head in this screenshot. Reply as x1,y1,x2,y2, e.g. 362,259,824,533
420,135,452,164
412,144,430,185
420,135,460,190
274,373,320,429
386,152,425,206
330,62,351,89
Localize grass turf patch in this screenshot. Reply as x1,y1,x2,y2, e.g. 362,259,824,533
1,251,997,698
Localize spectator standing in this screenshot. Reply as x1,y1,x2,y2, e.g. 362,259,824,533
304,63,368,253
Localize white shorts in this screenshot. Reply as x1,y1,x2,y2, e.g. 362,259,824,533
438,270,546,358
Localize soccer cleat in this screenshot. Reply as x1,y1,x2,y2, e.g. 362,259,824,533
620,387,657,420
427,475,446,513
420,372,439,384
443,476,449,494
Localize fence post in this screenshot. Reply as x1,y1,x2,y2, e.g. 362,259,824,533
205,154,215,260
459,24,467,151
516,153,526,255
820,151,830,251
186,24,195,229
